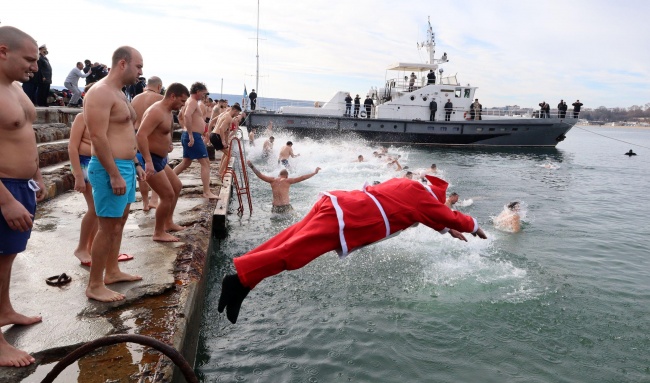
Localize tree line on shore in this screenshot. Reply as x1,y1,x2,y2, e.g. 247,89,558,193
580,104,650,122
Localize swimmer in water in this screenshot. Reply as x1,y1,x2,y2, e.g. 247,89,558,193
494,201,522,233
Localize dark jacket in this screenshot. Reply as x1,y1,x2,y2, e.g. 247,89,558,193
354,96,360,105
364,98,373,107
429,100,438,111
444,101,453,111
345,95,352,105
572,102,583,111
37,55,52,84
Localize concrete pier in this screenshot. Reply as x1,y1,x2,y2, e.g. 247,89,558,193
0,108,233,382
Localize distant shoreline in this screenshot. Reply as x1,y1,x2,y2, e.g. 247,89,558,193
583,124,650,130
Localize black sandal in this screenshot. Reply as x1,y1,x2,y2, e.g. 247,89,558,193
46,273,72,286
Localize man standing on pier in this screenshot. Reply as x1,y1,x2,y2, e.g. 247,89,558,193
84,46,145,302
217,175,488,324
132,76,164,211
173,82,219,199
249,89,257,111
0,25,46,368
211,103,243,179
136,83,189,242
35,43,51,107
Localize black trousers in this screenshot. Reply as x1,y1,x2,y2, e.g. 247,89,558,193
430,111,436,121
37,82,50,106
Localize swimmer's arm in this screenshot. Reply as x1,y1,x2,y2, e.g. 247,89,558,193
288,167,321,184
246,161,273,183
136,109,159,164
67,114,85,180
511,216,521,233
85,91,120,177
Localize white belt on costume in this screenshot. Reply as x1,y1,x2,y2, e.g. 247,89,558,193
319,183,391,258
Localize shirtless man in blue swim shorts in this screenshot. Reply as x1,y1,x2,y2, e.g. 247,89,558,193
84,46,145,302
0,26,46,367
136,83,190,242
172,82,219,199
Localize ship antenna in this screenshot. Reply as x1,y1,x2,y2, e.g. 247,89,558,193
426,16,435,64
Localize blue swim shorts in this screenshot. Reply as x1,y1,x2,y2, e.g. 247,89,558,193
135,152,169,173
0,178,38,255
79,155,91,183
88,156,137,218
181,131,208,160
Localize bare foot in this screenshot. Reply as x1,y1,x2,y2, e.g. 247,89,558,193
203,192,220,199
153,232,179,242
0,311,42,327
86,285,125,302
74,249,92,266
104,271,143,285
143,204,151,212
149,200,159,209
164,223,186,232
0,341,35,367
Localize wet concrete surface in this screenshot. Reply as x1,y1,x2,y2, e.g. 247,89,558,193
0,145,229,382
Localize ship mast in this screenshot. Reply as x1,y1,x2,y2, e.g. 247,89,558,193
255,0,260,93
425,17,435,64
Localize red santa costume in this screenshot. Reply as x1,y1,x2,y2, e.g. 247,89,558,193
233,176,479,289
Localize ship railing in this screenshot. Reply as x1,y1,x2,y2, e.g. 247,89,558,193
531,109,580,118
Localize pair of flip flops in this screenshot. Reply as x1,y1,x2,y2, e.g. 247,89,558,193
80,253,134,267
46,273,72,286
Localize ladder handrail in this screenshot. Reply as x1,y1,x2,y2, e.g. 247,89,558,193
221,136,253,216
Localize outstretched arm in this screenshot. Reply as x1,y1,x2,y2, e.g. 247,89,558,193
288,167,321,184
246,160,274,183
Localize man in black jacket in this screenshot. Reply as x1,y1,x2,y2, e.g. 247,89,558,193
572,100,583,118
429,99,437,121
427,70,436,84
344,93,352,116
363,95,373,118
444,99,453,121
36,44,52,107
249,89,257,110
353,94,361,118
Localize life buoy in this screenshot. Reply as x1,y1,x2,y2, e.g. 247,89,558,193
360,110,367,118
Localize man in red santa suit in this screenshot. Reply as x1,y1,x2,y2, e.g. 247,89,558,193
218,175,488,323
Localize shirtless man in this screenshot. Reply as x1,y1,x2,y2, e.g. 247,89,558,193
247,160,320,215
445,192,459,209
0,25,46,368
68,107,97,266
262,136,274,159
136,83,189,242
211,104,242,178
131,76,163,211
172,82,219,199
494,201,521,233
278,141,300,169
207,99,227,132
84,46,145,302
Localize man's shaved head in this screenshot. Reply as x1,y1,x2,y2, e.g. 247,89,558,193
0,26,37,50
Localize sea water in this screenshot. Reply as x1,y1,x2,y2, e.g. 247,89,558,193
197,126,650,383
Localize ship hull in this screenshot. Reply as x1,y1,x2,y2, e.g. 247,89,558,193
248,113,575,147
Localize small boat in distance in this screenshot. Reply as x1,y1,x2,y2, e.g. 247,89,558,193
247,18,576,147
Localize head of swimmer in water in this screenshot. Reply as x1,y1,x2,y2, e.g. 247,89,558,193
508,201,520,211
278,169,289,178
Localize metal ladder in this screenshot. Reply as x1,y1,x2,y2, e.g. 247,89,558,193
221,134,252,216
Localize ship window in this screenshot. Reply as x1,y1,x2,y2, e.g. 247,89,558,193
380,124,384,128
367,124,371,128
455,89,461,98
512,128,518,131
453,127,460,131
476,127,483,132
464,89,471,98
394,125,398,129
441,127,447,131
500,127,506,131
489,128,495,131
353,123,358,127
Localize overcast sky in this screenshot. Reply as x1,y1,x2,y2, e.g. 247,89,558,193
3,0,649,109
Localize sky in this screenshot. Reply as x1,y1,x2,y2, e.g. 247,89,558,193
3,0,650,109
